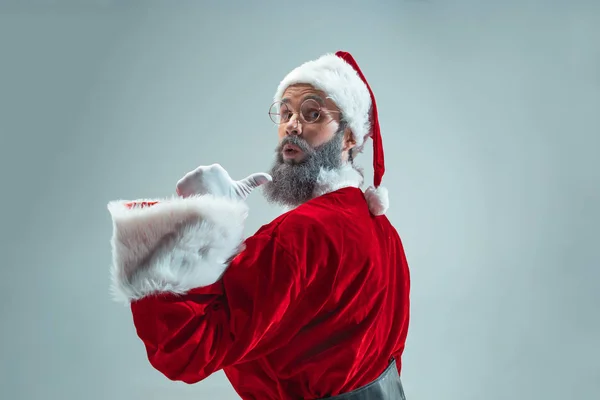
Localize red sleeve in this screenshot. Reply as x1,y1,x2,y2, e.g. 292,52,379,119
129,234,301,383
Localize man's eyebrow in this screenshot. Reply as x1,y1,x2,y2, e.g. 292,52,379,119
280,95,325,105
303,94,325,105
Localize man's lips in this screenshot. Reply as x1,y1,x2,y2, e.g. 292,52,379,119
283,143,302,156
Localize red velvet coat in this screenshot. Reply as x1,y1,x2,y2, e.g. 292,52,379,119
108,172,410,400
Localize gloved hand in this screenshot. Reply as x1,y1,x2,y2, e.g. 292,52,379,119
176,163,272,202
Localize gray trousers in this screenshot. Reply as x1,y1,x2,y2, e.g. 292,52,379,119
318,359,406,400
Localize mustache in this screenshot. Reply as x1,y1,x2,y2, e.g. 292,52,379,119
277,136,315,155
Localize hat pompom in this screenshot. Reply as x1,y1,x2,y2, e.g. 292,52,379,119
364,186,389,216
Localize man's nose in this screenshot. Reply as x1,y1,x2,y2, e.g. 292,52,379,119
285,114,302,136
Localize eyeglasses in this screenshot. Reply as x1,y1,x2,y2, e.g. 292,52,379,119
268,98,341,125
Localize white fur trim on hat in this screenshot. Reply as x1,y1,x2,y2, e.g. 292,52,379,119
274,53,372,149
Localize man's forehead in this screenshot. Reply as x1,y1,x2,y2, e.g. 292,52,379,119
281,94,325,105
280,85,337,109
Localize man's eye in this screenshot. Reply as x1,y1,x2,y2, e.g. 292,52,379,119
302,108,320,122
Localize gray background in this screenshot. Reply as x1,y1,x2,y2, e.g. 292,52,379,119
1,1,598,399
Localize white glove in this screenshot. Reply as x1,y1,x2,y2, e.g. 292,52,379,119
176,163,272,202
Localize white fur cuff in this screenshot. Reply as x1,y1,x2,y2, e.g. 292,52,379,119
107,195,249,304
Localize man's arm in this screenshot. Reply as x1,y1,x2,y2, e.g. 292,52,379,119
108,196,302,383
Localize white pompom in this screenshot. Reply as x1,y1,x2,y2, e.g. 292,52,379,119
364,186,389,216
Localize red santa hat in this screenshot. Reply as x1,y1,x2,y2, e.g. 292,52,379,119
274,50,388,215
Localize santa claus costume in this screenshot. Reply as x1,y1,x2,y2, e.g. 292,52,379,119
107,51,410,399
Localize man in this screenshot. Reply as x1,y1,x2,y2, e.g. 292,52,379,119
107,51,411,399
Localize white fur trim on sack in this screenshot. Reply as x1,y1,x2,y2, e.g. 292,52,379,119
107,195,248,304
274,53,372,149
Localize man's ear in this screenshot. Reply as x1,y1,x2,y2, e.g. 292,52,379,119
343,127,357,151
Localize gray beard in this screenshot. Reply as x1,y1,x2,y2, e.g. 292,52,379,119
262,129,345,208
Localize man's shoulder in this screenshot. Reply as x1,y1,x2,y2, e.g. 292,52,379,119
260,203,332,236
241,208,328,262
270,188,368,237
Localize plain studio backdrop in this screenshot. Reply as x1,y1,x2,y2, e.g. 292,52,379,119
1,1,598,399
